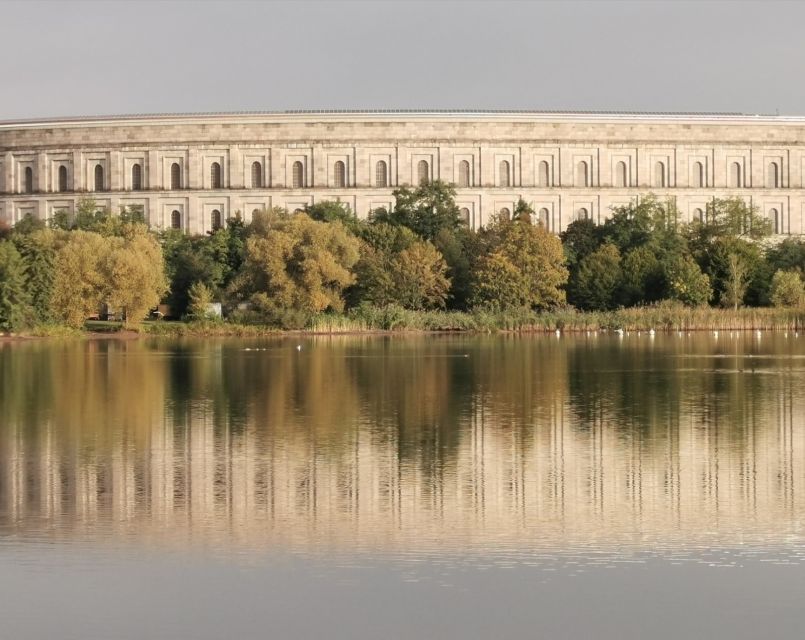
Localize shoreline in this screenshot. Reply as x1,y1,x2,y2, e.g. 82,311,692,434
4,315,805,342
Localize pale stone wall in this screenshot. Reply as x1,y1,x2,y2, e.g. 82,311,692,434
1,110,804,235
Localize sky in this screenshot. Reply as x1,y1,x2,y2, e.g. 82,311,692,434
1,0,804,120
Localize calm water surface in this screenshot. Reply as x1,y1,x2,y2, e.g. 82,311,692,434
1,333,804,639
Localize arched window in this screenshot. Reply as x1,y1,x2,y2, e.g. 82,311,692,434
654,161,666,188
375,160,388,187
292,161,304,188
499,160,510,187
251,161,263,188
770,208,780,234
538,160,550,187
131,163,142,191
767,162,779,188
499,207,511,221
576,161,589,187
210,162,222,189
171,210,182,230
171,163,182,189
417,159,429,185
334,160,346,188
615,161,627,188
211,209,222,231
539,207,550,229
692,161,704,188
730,162,742,188
458,160,470,187
94,164,104,191
459,207,470,226
58,165,68,192
23,166,33,193
693,207,704,223
576,207,589,221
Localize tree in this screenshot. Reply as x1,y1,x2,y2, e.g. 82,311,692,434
471,218,568,310
390,241,451,310
560,218,601,269
470,252,529,310
662,255,712,307
769,270,805,308
514,198,534,224
187,281,215,319
569,243,622,310
372,181,462,240
723,251,750,310
231,213,360,318
686,197,771,248
102,226,168,327
351,224,450,310
0,241,32,332
13,229,57,324
619,245,663,306
13,213,46,235
51,231,108,327
304,201,362,233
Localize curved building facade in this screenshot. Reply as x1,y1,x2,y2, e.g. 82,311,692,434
0,110,803,235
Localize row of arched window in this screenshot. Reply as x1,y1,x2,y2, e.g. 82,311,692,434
14,158,786,193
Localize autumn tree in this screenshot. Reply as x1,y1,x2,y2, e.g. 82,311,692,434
102,226,168,327
231,213,360,321
51,231,109,327
471,218,568,310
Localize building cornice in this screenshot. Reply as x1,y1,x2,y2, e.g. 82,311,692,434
1,109,801,130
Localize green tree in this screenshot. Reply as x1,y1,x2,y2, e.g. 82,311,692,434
662,254,712,307
560,218,601,269
372,181,462,240
304,201,362,233
569,243,622,310
351,224,450,309
186,281,215,319
619,245,663,306
13,213,46,235
0,241,33,332
769,270,805,308
13,229,57,324
514,198,534,224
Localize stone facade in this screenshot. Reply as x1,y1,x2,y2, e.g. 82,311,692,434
0,110,803,235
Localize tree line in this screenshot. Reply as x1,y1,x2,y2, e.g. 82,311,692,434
1,183,805,333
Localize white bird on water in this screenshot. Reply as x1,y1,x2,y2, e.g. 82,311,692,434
296,344,302,351
649,329,655,337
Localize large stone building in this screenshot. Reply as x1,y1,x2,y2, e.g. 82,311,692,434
0,110,803,235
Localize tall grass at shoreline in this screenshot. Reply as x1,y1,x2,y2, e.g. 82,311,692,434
6,303,805,339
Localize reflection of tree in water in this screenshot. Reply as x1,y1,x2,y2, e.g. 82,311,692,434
1,334,804,551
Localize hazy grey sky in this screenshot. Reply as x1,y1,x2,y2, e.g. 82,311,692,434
2,0,804,119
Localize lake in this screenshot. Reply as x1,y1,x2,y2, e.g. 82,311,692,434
1,333,804,639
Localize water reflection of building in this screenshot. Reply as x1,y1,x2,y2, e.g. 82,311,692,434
2,379,803,552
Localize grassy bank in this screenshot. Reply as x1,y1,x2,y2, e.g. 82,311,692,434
136,303,805,336
6,304,805,340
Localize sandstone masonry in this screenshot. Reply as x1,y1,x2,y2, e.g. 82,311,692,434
0,110,802,235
